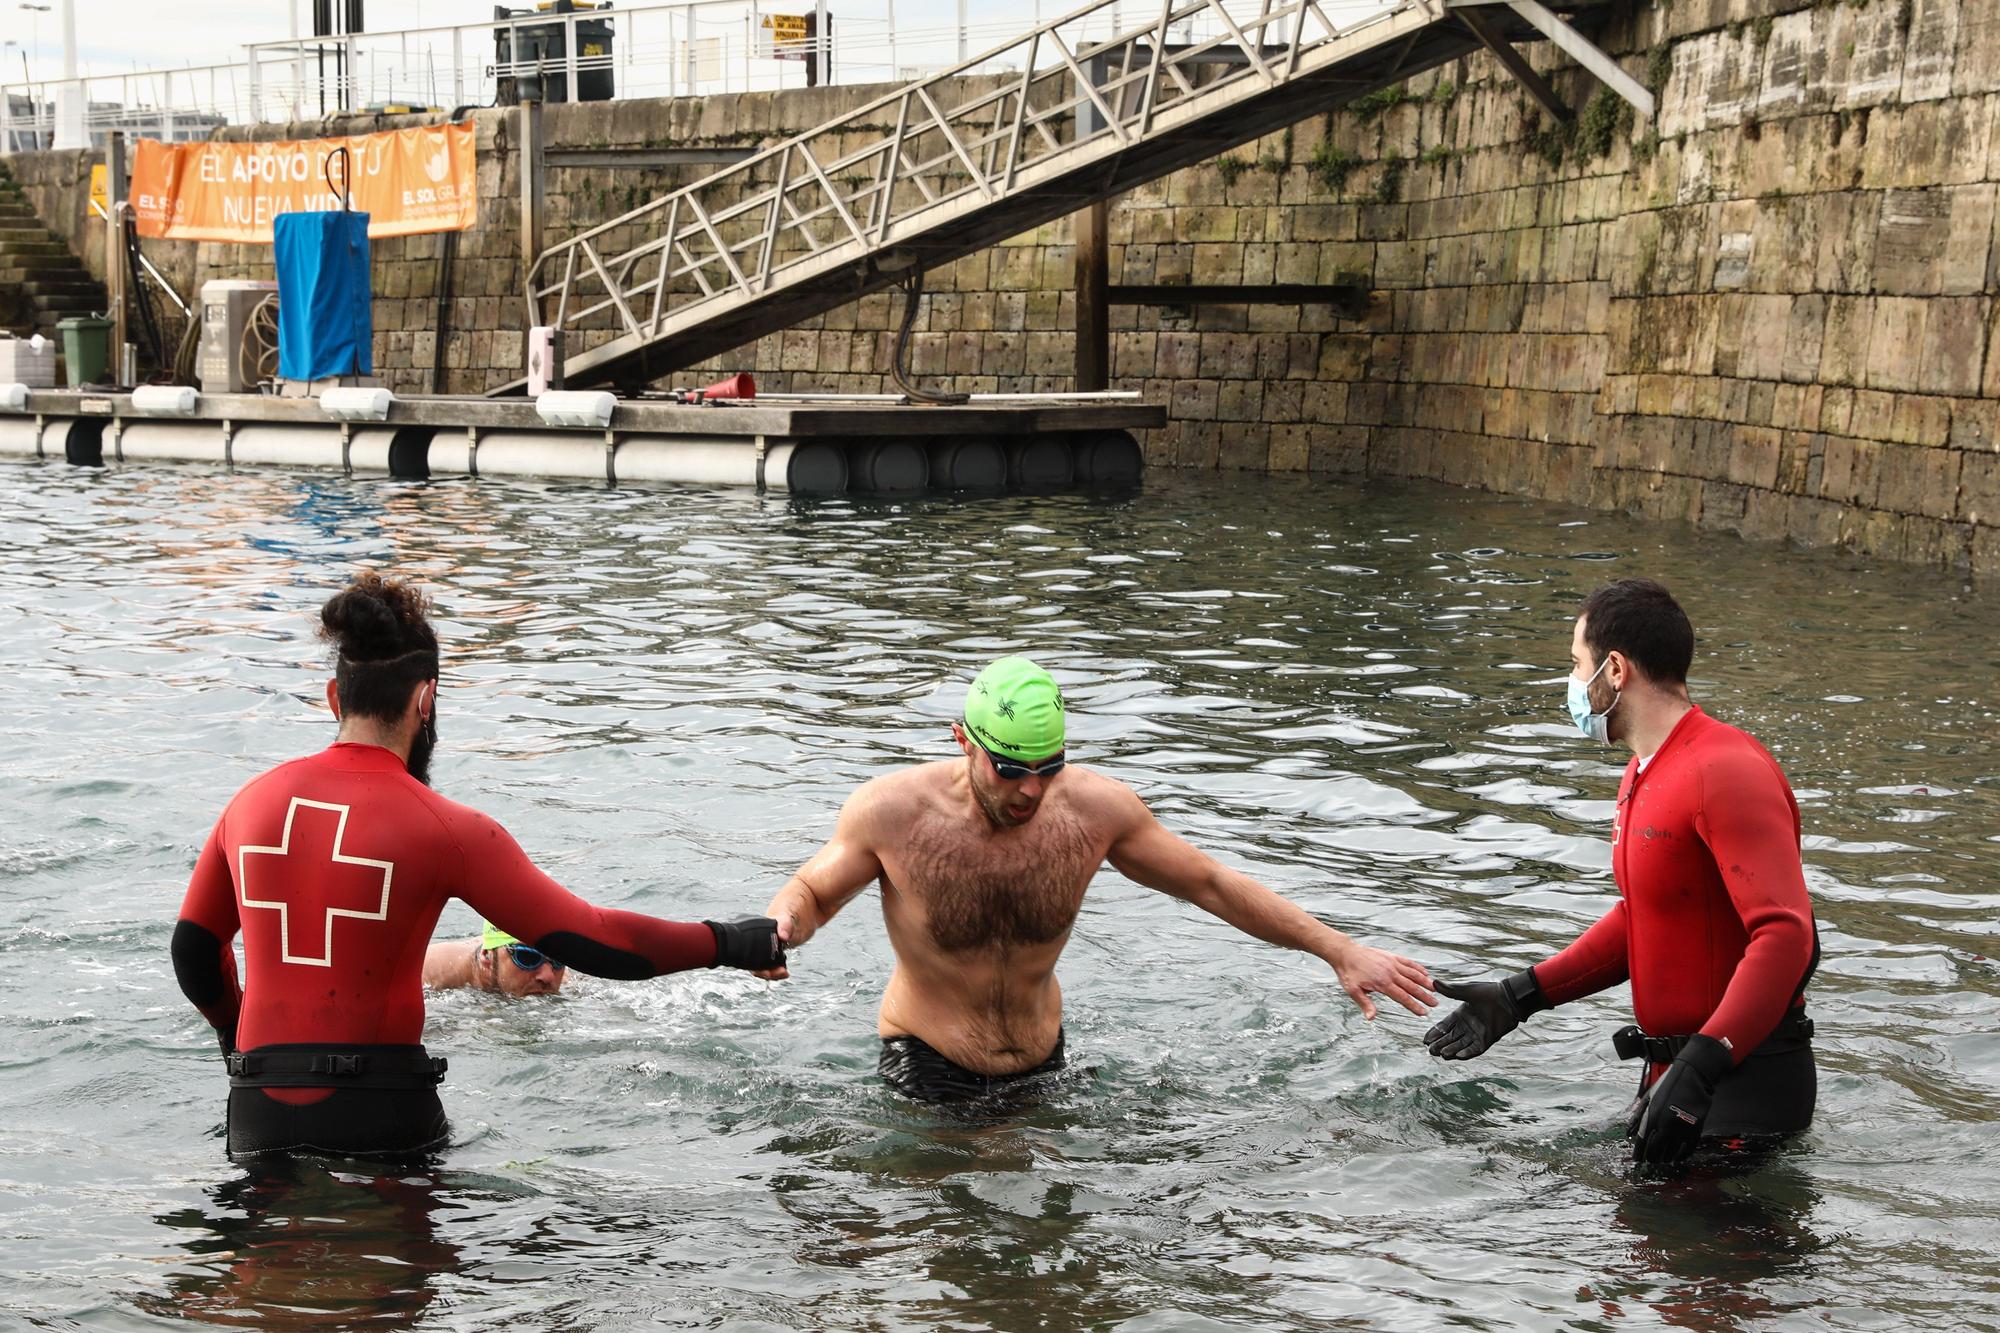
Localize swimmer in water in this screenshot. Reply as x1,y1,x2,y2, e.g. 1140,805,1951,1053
1424,578,1821,1165
754,656,1437,1104
423,922,568,996
171,571,784,1161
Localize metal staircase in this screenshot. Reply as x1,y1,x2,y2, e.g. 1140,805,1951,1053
513,0,1630,393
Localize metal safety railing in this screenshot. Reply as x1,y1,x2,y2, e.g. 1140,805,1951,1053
524,0,1414,382
0,0,1238,151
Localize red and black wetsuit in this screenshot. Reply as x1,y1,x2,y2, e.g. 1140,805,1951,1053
172,742,718,1157
1532,706,1819,1137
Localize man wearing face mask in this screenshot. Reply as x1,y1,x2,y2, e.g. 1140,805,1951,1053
171,571,784,1160
1423,578,1819,1165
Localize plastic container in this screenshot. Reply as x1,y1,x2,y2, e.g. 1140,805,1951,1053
57,316,113,388
0,335,57,388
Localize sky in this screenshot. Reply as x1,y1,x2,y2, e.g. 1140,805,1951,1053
2,0,1395,105
0,0,1033,86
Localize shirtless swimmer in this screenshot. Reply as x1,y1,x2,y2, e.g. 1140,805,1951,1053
756,657,1437,1103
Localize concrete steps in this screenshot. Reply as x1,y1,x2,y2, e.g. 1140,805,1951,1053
0,240,69,260
0,161,107,352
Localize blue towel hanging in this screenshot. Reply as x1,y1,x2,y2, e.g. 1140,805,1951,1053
273,208,373,381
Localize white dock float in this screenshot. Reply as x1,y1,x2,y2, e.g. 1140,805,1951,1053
0,389,1156,496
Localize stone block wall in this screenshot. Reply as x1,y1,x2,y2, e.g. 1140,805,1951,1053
6,0,1997,575
687,0,2000,576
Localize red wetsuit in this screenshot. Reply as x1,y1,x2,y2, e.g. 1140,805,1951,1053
173,742,717,1058
1531,706,1817,1067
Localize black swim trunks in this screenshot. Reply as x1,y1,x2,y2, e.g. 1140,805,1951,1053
878,1030,1067,1105
228,1086,450,1160
224,1044,450,1161
1700,1034,1817,1142
1626,1022,1817,1149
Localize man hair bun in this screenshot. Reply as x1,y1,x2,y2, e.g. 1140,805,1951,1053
317,570,437,663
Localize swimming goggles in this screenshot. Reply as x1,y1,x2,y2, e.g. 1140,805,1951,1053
977,741,1066,781
503,943,566,973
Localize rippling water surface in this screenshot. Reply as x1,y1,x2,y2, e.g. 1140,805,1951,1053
1,459,1996,1331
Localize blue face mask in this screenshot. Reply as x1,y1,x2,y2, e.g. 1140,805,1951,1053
1567,656,1618,744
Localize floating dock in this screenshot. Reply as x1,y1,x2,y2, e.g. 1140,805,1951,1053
0,390,1162,494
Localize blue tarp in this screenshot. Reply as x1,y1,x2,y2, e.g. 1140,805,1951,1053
273,210,372,381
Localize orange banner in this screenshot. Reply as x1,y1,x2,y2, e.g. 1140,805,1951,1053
130,123,477,244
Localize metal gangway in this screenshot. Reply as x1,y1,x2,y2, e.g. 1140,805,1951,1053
518,0,1644,392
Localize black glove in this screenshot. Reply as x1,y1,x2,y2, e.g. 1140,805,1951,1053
216,1022,237,1059
1422,969,1549,1060
706,916,786,971
1628,1034,1733,1165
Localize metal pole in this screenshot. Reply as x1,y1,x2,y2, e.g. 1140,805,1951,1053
684,4,696,93
520,99,545,325
161,70,173,143
290,1,302,120
886,0,898,81
1074,198,1107,391
565,12,579,103
452,26,463,108
106,130,126,384
817,0,830,83
956,0,967,64
248,54,260,122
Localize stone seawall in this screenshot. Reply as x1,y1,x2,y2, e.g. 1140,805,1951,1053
7,0,1997,576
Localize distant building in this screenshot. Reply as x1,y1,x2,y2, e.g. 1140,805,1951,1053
86,103,228,148
2,92,48,152
1,93,226,154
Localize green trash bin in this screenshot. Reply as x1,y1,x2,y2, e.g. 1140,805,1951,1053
58,315,113,388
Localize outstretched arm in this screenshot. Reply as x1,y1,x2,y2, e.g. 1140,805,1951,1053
756,784,889,980
448,807,778,977
1103,784,1435,1019
1423,872,1629,1062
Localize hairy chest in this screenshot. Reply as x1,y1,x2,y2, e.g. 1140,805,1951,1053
887,808,1104,952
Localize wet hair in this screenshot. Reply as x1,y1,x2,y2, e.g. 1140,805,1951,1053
1579,578,1694,684
317,571,440,722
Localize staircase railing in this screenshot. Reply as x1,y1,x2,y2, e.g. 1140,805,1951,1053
525,0,1420,375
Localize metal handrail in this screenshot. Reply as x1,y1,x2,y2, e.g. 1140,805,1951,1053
526,0,1409,361
0,0,1043,140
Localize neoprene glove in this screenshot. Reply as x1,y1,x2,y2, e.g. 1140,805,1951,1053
1422,969,1549,1060
706,916,786,971
1628,1033,1734,1165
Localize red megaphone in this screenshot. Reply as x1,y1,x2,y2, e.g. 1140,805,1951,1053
696,372,756,400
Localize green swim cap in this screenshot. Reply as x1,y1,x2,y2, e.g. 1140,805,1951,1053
963,657,1066,761
479,921,518,951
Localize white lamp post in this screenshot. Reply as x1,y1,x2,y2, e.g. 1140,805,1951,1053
19,3,50,78
47,0,83,150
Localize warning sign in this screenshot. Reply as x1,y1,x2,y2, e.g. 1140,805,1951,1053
761,12,811,60
89,163,109,217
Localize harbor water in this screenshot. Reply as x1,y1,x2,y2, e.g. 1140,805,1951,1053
0,459,1995,1330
